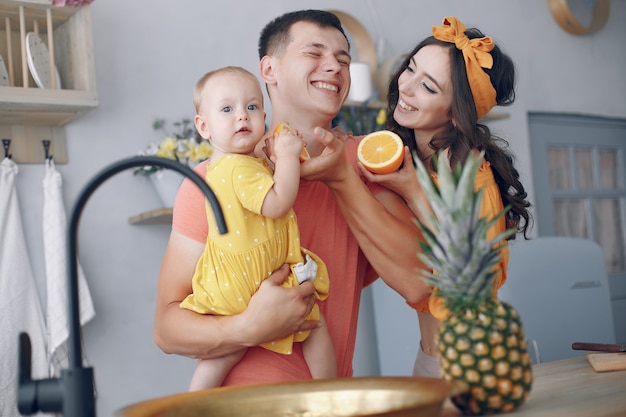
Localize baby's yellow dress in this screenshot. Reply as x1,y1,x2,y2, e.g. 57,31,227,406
180,154,329,355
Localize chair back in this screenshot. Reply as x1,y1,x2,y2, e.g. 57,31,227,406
500,237,616,363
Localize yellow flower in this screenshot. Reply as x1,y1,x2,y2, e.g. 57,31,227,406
134,118,213,176
376,108,387,127
189,140,213,163
156,137,180,160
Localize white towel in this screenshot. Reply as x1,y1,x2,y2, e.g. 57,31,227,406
0,157,51,417
43,159,95,376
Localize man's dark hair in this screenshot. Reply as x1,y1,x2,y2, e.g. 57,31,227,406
258,9,349,59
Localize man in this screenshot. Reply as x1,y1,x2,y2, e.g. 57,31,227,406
153,9,428,386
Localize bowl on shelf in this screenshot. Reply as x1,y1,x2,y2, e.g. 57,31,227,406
118,377,451,417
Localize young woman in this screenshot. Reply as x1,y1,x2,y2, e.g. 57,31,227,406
359,16,532,377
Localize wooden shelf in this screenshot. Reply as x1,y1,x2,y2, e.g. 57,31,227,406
0,86,98,125
0,0,98,163
0,0,98,123
482,111,510,121
128,208,173,225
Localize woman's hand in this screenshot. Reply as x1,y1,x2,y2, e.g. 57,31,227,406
358,146,421,205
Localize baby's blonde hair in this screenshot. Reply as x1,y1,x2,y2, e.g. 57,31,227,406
193,66,261,113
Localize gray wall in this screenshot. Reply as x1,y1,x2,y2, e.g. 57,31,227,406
12,1,626,416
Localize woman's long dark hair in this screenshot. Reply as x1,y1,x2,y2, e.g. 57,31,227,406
387,29,532,238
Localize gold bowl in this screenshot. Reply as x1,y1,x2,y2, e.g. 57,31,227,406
118,377,450,417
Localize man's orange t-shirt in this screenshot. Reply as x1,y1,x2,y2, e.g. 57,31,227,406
172,137,381,385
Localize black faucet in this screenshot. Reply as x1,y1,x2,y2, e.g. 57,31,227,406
16,156,227,417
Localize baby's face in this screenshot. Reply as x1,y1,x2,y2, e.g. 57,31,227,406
198,72,266,156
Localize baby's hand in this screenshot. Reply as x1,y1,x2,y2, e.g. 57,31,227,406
274,122,309,162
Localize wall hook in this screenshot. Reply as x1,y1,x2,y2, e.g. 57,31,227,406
2,138,11,159
43,140,53,161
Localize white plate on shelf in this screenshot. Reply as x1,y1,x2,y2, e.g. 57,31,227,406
26,32,62,89
0,53,9,86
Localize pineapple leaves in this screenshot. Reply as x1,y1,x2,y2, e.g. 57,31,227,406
412,150,516,310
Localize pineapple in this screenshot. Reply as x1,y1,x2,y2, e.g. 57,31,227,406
413,151,533,415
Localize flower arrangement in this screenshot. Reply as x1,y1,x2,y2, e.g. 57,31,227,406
134,118,213,176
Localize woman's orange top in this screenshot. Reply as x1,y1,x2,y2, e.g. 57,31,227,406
408,161,509,319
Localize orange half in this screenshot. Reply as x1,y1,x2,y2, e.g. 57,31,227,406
274,121,292,135
357,130,404,174
274,122,310,162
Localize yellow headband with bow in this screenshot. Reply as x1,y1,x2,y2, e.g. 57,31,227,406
432,16,497,120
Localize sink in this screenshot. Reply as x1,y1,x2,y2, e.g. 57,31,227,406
118,377,450,417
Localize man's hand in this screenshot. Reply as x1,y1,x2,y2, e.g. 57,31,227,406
300,127,351,183
243,264,319,345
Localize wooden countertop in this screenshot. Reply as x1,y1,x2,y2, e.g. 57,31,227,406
440,355,626,416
